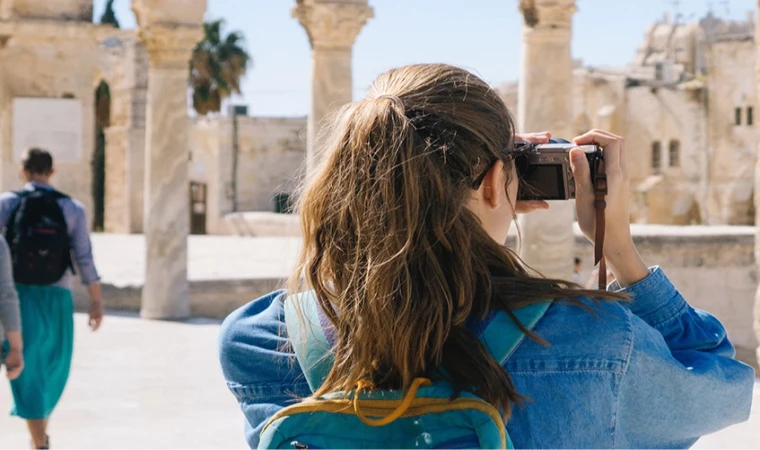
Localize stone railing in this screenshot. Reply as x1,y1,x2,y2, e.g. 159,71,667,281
570,224,757,369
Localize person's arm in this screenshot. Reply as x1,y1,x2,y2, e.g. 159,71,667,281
0,236,20,338
0,235,23,379
68,202,103,330
68,202,100,286
218,291,312,448
0,192,19,232
611,268,755,448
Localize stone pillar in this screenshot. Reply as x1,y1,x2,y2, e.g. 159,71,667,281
753,0,760,367
133,0,205,319
516,0,577,280
292,0,373,171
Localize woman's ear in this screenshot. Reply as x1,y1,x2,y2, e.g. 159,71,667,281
481,160,505,210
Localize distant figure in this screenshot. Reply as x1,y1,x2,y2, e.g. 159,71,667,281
0,148,104,450
0,235,23,381
571,257,581,283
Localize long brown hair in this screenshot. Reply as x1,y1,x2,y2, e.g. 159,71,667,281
290,64,626,418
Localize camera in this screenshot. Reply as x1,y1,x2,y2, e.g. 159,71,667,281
515,138,603,201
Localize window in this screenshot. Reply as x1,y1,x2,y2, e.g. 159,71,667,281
747,107,754,126
669,140,680,168
652,141,662,172
735,107,742,125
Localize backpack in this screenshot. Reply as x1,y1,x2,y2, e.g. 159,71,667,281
258,292,550,450
4,188,73,285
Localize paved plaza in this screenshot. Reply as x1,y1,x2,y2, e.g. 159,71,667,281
0,310,757,449
0,313,244,449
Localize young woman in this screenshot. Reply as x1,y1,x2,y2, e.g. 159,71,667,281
219,64,754,448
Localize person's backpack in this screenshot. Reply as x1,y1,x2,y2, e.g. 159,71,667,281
4,188,73,285
258,292,550,450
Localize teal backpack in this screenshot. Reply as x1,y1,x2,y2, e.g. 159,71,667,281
258,293,550,450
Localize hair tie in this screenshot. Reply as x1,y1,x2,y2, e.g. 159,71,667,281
377,94,405,114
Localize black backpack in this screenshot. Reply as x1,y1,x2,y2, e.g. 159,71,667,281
4,189,74,285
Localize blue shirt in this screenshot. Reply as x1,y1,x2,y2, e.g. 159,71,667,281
218,267,755,448
0,182,100,289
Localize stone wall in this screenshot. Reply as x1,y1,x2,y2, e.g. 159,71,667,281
572,225,758,369
189,116,307,234
623,85,706,225
572,68,627,136
235,117,307,212
705,36,758,225
0,0,92,21
0,20,101,221
494,15,757,228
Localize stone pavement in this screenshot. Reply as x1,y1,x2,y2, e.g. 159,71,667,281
0,313,245,449
0,311,757,449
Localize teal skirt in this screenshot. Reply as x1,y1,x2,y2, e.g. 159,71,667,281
5,284,74,419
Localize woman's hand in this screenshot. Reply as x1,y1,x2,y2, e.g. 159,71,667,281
570,129,648,287
4,347,24,380
514,132,551,214
89,300,104,331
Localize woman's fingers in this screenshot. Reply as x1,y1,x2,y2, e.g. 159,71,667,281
569,148,594,201
573,129,625,177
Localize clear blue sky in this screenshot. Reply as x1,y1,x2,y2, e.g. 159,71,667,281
93,0,755,117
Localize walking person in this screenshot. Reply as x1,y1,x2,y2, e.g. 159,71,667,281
571,256,582,283
0,234,23,381
0,148,104,449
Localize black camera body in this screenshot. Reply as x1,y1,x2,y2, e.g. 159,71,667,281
516,138,603,201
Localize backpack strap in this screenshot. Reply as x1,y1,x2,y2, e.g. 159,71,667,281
284,293,552,391
479,302,551,365
283,292,334,392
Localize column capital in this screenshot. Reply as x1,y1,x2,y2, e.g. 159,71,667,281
139,24,202,70
292,1,374,51
519,0,577,30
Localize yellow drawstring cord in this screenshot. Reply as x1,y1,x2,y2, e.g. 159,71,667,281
353,377,432,426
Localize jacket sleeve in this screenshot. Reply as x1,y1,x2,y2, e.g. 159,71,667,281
0,236,20,334
611,268,755,448
218,291,312,448
67,200,100,286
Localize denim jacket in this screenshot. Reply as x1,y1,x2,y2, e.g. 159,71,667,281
218,267,755,448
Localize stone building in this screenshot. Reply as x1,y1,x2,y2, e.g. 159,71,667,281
0,0,100,218
1,0,209,320
3,4,758,236
189,116,306,235
499,12,759,226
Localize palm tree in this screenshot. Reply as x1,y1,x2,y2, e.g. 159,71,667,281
99,0,120,28
190,19,251,115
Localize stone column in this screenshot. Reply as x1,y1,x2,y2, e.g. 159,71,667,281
516,0,577,280
136,24,203,319
292,0,373,172
753,0,760,367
